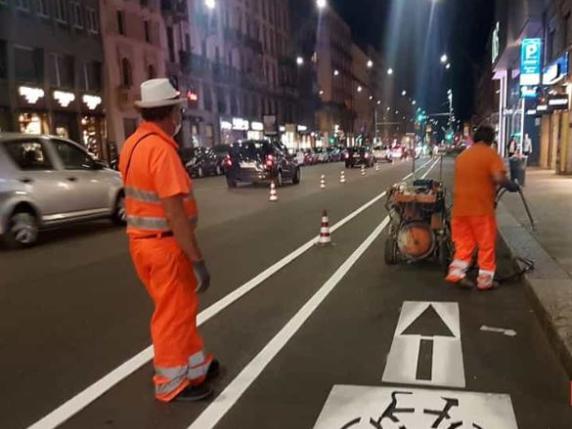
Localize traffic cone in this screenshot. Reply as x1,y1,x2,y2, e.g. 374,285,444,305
361,165,366,176
318,210,332,246
375,162,380,171
340,171,346,184
320,174,326,189
269,181,278,202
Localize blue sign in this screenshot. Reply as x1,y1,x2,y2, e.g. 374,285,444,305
520,38,542,86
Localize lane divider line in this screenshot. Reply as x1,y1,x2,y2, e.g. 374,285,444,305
187,157,439,429
26,158,434,429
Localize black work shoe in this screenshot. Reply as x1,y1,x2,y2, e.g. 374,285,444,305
458,278,476,289
206,359,221,382
175,383,213,402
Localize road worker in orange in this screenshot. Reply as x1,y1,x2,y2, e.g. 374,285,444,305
119,79,218,402
445,125,519,291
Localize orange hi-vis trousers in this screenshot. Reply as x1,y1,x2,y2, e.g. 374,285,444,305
129,237,212,402
448,215,497,281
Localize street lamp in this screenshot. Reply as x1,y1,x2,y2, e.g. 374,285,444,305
440,53,448,64
334,69,340,76
367,60,373,69
401,90,407,96
316,0,327,9
357,85,363,93
412,100,417,105
205,0,216,9
445,63,451,70
387,68,393,75
377,100,381,105
369,95,373,100
296,56,304,66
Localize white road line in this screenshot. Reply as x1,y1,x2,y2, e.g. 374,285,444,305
27,158,434,429
188,218,391,429
187,158,440,429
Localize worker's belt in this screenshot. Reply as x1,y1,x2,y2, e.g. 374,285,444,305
133,231,174,240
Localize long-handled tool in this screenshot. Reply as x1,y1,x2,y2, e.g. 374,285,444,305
496,181,536,231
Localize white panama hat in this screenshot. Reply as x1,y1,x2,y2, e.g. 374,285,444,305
134,78,185,108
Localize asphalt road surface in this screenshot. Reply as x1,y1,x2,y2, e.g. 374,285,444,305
1,158,570,429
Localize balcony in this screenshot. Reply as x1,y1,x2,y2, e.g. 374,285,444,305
161,0,187,20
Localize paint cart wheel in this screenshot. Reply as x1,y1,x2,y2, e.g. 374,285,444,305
384,237,399,265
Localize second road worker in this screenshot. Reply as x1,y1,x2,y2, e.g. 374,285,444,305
445,125,519,291
119,79,219,402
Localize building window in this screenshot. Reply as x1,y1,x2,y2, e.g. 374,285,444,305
37,0,49,17
147,64,156,79
71,1,83,29
83,61,101,91
16,0,31,12
14,46,42,83
117,10,125,35
121,58,132,87
0,40,6,79
5,140,53,171
166,26,175,62
203,85,212,111
86,7,99,33
55,0,66,23
144,20,151,43
49,54,75,88
185,34,191,52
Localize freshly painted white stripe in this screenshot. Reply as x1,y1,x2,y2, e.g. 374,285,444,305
188,218,392,429
26,158,434,429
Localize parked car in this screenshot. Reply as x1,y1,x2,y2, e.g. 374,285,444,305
185,147,222,178
314,148,329,163
345,146,375,168
390,146,406,161
304,149,318,165
327,147,343,162
372,145,392,163
225,140,301,187
212,144,231,173
295,150,305,166
0,133,125,248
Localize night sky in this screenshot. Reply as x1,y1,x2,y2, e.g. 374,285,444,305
330,0,495,123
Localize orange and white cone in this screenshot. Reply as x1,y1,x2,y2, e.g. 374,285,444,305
361,165,366,176
340,171,346,184
318,210,332,246
269,181,278,202
375,162,380,171
320,174,326,189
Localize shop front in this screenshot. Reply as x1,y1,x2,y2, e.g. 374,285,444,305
80,94,106,159
248,121,264,140
16,86,50,135
220,117,248,145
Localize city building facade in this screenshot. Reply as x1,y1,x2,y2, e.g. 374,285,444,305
100,0,167,159
491,0,572,174
0,0,106,157
351,43,375,139
185,0,299,150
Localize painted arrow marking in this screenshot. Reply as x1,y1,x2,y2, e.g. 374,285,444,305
382,301,466,388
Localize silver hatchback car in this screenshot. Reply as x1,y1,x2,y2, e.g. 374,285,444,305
0,133,125,248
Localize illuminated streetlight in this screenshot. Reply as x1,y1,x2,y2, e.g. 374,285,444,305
319,90,324,95
386,107,391,111
387,68,393,75
296,56,304,66
316,0,327,9
445,63,451,70
412,100,417,105
369,95,373,100
401,90,407,96
357,85,363,93
440,53,448,64
367,59,373,68
377,100,381,105
205,0,216,9
334,69,340,76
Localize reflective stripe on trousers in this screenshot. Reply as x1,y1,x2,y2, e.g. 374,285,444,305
125,187,196,205
154,351,212,402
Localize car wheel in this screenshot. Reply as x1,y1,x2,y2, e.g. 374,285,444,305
384,237,399,265
4,211,39,249
112,193,127,226
226,175,237,188
292,167,301,184
276,170,284,187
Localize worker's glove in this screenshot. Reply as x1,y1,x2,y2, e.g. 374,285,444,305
503,180,520,193
193,260,211,293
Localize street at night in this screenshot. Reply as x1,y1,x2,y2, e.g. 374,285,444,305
2,0,572,428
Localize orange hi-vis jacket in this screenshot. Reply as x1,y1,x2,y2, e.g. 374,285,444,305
120,122,198,236
119,122,211,402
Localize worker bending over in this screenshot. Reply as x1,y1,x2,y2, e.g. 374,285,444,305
446,125,519,291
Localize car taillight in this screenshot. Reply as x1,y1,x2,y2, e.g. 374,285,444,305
344,153,349,159
266,154,274,167
224,156,232,167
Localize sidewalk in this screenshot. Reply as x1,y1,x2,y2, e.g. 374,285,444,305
497,168,572,378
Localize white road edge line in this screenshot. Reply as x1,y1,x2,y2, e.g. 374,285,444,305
26,158,434,429
187,158,439,429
